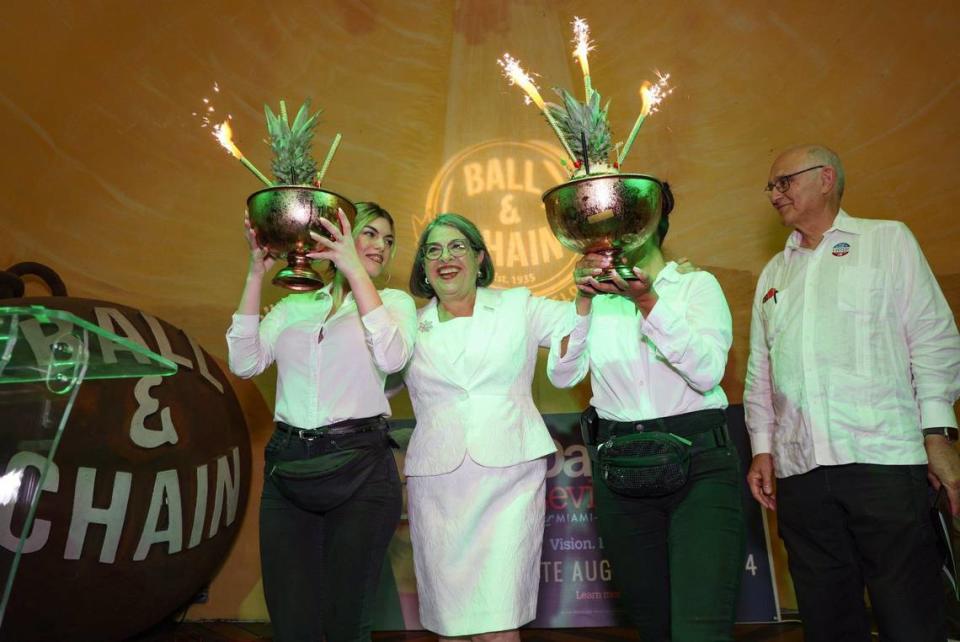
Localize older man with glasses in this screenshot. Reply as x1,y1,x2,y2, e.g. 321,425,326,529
744,144,960,641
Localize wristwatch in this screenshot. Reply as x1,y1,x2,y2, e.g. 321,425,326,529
922,427,960,441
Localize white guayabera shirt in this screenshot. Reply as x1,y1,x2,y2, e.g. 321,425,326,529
744,210,960,478
226,286,417,429
548,261,731,420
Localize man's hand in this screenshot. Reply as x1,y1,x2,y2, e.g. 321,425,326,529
925,435,960,516
747,453,777,511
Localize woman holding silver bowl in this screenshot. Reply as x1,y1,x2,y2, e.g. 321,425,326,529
549,209,745,642
403,213,587,641
226,203,416,642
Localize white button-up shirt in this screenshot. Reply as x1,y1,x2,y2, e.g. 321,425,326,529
549,262,731,421
744,210,960,478
226,286,417,429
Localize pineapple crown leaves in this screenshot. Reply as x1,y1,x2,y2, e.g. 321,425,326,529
264,99,322,185
545,87,613,165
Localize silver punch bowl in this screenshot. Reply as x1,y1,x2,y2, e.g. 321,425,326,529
246,186,357,291
542,173,669,280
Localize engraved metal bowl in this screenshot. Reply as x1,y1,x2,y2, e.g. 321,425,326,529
541,173,669,280
246,186,356,291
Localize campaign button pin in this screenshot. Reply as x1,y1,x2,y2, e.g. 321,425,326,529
832,242,850,257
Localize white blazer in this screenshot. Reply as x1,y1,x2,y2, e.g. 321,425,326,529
403,287,575,476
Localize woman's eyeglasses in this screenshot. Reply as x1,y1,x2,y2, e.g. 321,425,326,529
423,239,471,261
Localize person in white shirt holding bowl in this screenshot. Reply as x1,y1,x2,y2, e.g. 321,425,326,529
550,196,744,642
227,202,416,642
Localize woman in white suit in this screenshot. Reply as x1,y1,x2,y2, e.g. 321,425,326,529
403,213,586,641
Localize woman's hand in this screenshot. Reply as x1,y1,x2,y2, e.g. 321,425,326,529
573,253,608,299
675,256,700,274
307,209,365,279
237,211,275,316
606,267,659,316
245,210,276,278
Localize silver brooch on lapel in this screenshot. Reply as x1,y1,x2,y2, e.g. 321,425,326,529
418,320,433,333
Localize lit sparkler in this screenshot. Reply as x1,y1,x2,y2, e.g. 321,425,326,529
572,17,593,100
498,53,546,109
498,53,577,162
213,120,274,187
617,71,673,166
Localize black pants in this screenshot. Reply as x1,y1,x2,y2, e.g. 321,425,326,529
259,427,402,642
592,411,745,641
777,463,946,642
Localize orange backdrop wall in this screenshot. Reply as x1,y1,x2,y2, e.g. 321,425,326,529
3,0,958,620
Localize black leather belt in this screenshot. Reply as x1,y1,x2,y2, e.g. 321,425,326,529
276,415,387,441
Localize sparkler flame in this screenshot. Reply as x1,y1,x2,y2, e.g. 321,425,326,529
640,71,674,118
213,119,243,159
572,16,592,77
498,53,546,110
203,82,273,186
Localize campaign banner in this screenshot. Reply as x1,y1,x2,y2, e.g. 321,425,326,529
376,404,779,630
531,411,617,627
727,404,781,623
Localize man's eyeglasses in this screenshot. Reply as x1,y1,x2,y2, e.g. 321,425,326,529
423,239,471,261
764,165,825,194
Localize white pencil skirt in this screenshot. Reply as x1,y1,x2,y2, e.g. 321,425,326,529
407,455,547,636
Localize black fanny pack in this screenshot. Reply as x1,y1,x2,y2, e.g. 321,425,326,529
597,430,692,497
582,407,727,498
267,416,389,512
